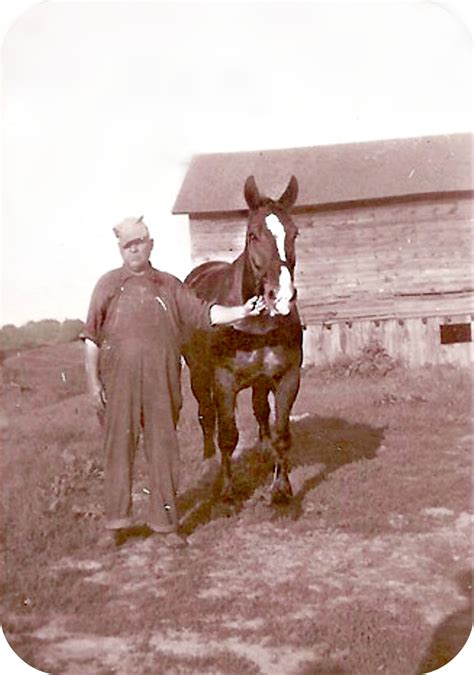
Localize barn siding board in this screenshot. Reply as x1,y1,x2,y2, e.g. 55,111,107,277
299,194,471,227
302,315,473,368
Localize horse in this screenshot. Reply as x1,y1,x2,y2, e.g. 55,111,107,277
183,175,303,504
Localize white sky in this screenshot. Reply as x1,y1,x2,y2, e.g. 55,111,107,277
1,0,473,328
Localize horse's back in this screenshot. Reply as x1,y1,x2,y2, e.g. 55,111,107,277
185,260,232,302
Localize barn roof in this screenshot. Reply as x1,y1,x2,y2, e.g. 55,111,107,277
172,133,473,214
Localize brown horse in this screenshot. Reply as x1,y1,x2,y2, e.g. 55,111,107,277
183,175,302,503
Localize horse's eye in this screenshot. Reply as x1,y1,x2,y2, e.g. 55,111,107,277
248,232,258,242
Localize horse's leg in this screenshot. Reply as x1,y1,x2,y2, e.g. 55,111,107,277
214,369,239,500
252,380,272,456
188,365,217,460
271,366,301,503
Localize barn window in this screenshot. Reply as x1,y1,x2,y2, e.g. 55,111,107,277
440,323,472,345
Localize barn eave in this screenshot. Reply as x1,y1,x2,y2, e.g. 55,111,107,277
179,188,474,219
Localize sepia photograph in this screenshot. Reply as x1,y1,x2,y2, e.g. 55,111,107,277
1,1,473,673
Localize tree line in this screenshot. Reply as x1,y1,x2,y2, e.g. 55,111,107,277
0,319,85,351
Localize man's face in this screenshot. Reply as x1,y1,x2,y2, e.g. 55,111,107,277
119,237,154,274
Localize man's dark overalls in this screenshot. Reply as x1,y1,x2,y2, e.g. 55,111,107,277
85,266,212,533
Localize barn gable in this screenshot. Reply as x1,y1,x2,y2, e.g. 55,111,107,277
174,134,473,367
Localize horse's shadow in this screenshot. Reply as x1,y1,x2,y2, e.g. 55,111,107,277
177,413,384,536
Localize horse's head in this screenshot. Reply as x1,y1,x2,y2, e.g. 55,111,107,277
243,175,299,317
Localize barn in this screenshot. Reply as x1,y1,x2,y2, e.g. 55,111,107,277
172,133,473,368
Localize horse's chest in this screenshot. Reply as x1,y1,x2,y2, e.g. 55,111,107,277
261,347,283,375
232,346,285,380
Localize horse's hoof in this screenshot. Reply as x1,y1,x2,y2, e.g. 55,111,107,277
222,490,234,503
231,445,248,463
221,482,235,503
203,444,216,460
270,477,293,505
200,458,220,483
258,437,273,459
270,490,291,505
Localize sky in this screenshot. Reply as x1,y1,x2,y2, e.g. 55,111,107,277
1,0,473,328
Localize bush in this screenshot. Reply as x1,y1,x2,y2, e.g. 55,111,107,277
315,340,399,379
347,340,399,377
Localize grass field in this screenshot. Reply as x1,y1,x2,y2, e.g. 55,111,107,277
1,340,472,674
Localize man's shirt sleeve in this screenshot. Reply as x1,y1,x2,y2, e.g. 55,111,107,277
81,272,118,346
172,277,214,334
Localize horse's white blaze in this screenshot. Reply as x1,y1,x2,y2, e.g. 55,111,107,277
264,213,294,315
275,265,293,315
265,214,286,262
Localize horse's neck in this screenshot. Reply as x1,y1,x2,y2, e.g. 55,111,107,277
223,253,249,304
240,250,259,302
230,249,263,301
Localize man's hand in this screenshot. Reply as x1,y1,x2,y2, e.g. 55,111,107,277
243,296,266,317
210,297,265,325
89,383,106,426
84,339,106,424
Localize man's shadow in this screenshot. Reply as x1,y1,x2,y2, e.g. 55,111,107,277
418,569,473,674
177,413,384,536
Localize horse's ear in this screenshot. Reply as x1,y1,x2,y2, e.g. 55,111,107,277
244,175,261,210
279,175,298,209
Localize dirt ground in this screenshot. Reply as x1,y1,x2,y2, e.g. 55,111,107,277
1,342,472,674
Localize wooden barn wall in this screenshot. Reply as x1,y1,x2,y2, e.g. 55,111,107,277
189,194,473,367
189,213,248,265
302,315,473,368
295,195,473,323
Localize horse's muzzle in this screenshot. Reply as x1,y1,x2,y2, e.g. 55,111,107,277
263,270,297,317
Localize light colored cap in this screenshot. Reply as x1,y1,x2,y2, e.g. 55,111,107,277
113,215,150,246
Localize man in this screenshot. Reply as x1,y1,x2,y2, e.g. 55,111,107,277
83,216,264,549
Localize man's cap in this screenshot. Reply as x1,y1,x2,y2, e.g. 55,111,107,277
113,216,150,246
